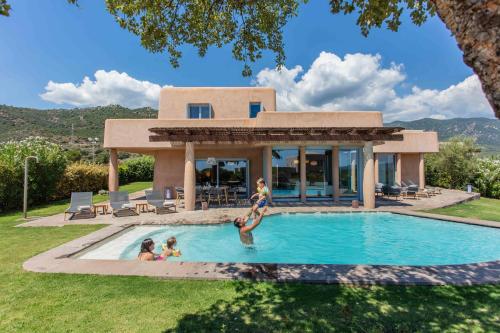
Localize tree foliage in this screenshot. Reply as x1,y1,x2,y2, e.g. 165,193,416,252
104,0,304,76
330,1,435,36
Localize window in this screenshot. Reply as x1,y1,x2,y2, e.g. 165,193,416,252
188,104,211,119
378,153,396,185
249,102,261,118
272,148,301,198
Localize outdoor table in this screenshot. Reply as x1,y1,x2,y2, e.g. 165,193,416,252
94,203,108,215
135,203,149,213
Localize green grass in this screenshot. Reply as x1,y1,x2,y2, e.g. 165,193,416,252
425,198,500,222
0,184,499,332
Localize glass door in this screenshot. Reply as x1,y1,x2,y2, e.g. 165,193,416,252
195,159,248,197
272,148,300,198
306,148,332,198
378,153,396,185
339,148,359,197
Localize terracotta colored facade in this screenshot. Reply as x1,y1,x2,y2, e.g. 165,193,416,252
104,87,439,210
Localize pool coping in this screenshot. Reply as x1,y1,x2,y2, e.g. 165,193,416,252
23,210,500,285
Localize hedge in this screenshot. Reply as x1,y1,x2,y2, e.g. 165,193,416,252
119,156,154,184
56,162,108,199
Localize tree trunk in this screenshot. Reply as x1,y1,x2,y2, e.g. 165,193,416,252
432,0,499,118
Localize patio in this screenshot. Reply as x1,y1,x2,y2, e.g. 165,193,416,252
18,188,482,228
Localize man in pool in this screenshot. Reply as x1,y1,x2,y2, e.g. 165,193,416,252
233,211,265,245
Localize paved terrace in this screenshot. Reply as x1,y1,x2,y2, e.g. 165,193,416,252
18,189,483,228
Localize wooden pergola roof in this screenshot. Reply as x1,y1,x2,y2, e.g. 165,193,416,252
148,127,404,143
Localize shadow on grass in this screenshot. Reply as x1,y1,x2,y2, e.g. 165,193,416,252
164,281,499,333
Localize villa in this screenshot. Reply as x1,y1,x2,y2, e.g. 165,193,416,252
103,87,439,210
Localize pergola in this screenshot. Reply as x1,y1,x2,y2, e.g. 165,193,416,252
148,126,404,143
141,126,405,211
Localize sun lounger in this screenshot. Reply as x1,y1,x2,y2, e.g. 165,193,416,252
64,192,95,220
109,191,138,217
145,190,176,214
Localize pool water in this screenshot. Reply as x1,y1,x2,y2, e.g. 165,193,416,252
79,212,500,265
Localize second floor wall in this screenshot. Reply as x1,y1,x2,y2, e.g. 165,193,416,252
158,87,277,119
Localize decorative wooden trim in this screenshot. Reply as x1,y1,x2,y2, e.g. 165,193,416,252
148,127,404,143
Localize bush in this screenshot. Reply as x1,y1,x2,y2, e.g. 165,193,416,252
56,162,108,199
473,158,500,199
425,136,479,189
119,156,154,184
0,160,17,211
0,137,68,210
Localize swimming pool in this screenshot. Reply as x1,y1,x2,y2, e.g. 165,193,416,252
78,212,500,265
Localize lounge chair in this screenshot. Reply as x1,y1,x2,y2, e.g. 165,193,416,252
64,192,95,220
375,183,384,196
145,190,176,214
109,191,138,217
383,184,402,200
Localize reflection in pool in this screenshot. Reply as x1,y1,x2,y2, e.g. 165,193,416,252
78,212,500,265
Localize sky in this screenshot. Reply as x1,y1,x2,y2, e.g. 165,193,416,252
0,0,494,121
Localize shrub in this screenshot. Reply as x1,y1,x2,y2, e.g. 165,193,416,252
119,156,154,184
0,160,17,211
425,136,479,189
473,158,500,199
0,137,68,209
56,162,108,199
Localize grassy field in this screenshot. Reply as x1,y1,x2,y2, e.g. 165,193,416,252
0,183,499,332
426,197,500,222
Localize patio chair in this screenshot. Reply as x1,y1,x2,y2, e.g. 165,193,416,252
145,190,176,214
404,185,418,199
207,187,222,206
175,187,185,207
64,192,95,220
375,183,384,196
384,184,402,200
109,191,138,217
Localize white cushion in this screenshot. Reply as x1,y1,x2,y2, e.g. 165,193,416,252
122,203,134,208
77,205,91,210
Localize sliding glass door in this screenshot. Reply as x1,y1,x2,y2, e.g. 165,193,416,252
195,159,248,196
378,153,396,185
272,148,300,198
306,148,332,198
339,148,359,197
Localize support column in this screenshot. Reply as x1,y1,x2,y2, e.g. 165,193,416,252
363,142,375,209
184,142,196,211
332,146,339,202
395,153,402,185
263,146,273,203
419,153,425,190
374,153,379,184
299,146,306,203
108,149,119,192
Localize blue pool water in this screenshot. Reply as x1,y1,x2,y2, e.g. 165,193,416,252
79,212,500,265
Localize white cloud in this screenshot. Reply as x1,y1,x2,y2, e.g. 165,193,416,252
254,51,493,121
40,70,170,108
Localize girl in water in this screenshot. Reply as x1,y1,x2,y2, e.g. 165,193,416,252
162,236,182,257
137,238,170,261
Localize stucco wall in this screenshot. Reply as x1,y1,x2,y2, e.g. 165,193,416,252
375,130,439,153
158,87,276,119
401,153,420,185
153,146,263,195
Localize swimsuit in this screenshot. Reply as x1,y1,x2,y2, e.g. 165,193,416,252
258,199,267,208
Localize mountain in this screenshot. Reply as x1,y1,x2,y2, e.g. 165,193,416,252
385,117,500,155
0,105,156,144
1,105,498,155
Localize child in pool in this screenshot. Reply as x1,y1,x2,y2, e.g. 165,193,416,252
162,236,181,257
247,178,269,218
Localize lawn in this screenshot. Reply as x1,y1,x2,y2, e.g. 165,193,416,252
425,197,500,222
0,183,499,332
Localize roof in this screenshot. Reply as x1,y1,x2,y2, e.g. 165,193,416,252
149,126,405,143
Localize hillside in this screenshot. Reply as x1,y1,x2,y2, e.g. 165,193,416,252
385,117,500,155
1,105,498,155
0,105,156,144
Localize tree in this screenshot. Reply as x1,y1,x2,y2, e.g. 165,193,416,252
2,1,498,117
425,136,480,189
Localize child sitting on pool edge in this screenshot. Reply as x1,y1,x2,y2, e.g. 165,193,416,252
161,236,181,257
247,178,269,218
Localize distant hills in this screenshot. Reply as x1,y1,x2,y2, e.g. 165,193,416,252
1,105,498,155
386,117,500,155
